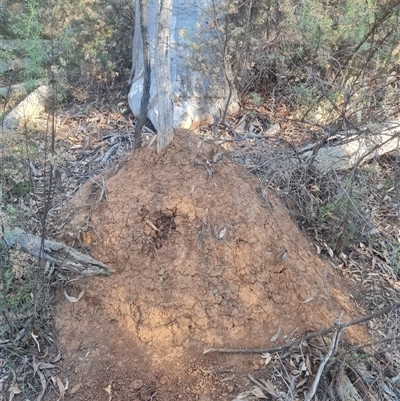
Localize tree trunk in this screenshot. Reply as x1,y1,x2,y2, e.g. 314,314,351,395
155,0,174,152
133,0,151,149
128,0,239,132
3,226,114,277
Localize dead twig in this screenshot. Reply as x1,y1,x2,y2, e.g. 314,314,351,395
304,323,342,401
89,176,107,202
248,374,283,400
203,303,400,354
3,226,114,276
100,142,120,165
99,176,107,202
145,219,160,232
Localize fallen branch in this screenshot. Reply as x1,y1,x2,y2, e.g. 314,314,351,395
248,374,283,400
203,303,399,354
0,80,44,98
100,142,120,164
299,121,400,173
304,322,342,401
0,58,33,74
2,85,49,129
3,226,114,276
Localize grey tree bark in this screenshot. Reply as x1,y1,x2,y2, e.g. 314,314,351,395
155,0,174,152
128,0,239,137
133,0,151,149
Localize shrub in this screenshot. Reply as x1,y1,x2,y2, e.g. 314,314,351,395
227,0,400,126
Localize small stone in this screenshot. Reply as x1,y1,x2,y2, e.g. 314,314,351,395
227,385,234,393
132,379,143,390
214,295,223,304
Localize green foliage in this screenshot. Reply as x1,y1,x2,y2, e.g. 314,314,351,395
315,201,336,223
0,246,34,318
0,0,134,223
1,163,31,199
386,239,400,277
2,266,33,310
1,0,45,81
298,1,334,58
0,139,35,201
229,0,400,125
42,0,133,82
1,0,134,91
3,204,20,225
248,92,263,107
310,182,363,251
291,84,316,108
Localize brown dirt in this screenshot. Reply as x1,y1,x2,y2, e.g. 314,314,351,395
55,130,366,401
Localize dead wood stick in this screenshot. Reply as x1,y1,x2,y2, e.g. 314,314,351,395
304,326,342,401
0,80,44,97
203,303,400,355
248,374,283,400
145,219,160,232
2,85,49,129
3,226,114,276
100,142,120,164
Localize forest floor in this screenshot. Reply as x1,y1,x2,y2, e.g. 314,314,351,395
53,129,369,401
1,84,400,401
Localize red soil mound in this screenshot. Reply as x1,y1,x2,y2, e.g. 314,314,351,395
55,130,365,400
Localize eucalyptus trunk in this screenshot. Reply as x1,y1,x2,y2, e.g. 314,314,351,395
128,0,239,140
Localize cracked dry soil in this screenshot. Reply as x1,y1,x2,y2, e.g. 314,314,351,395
55,130,366,401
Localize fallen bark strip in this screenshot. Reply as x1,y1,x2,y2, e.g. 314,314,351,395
0,80,44,98
2,85,49,129
299,121,400,173
3,226,114,277
0,58,33,74
203,303,400,355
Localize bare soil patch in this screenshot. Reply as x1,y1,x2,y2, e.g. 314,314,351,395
55,130,366,400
